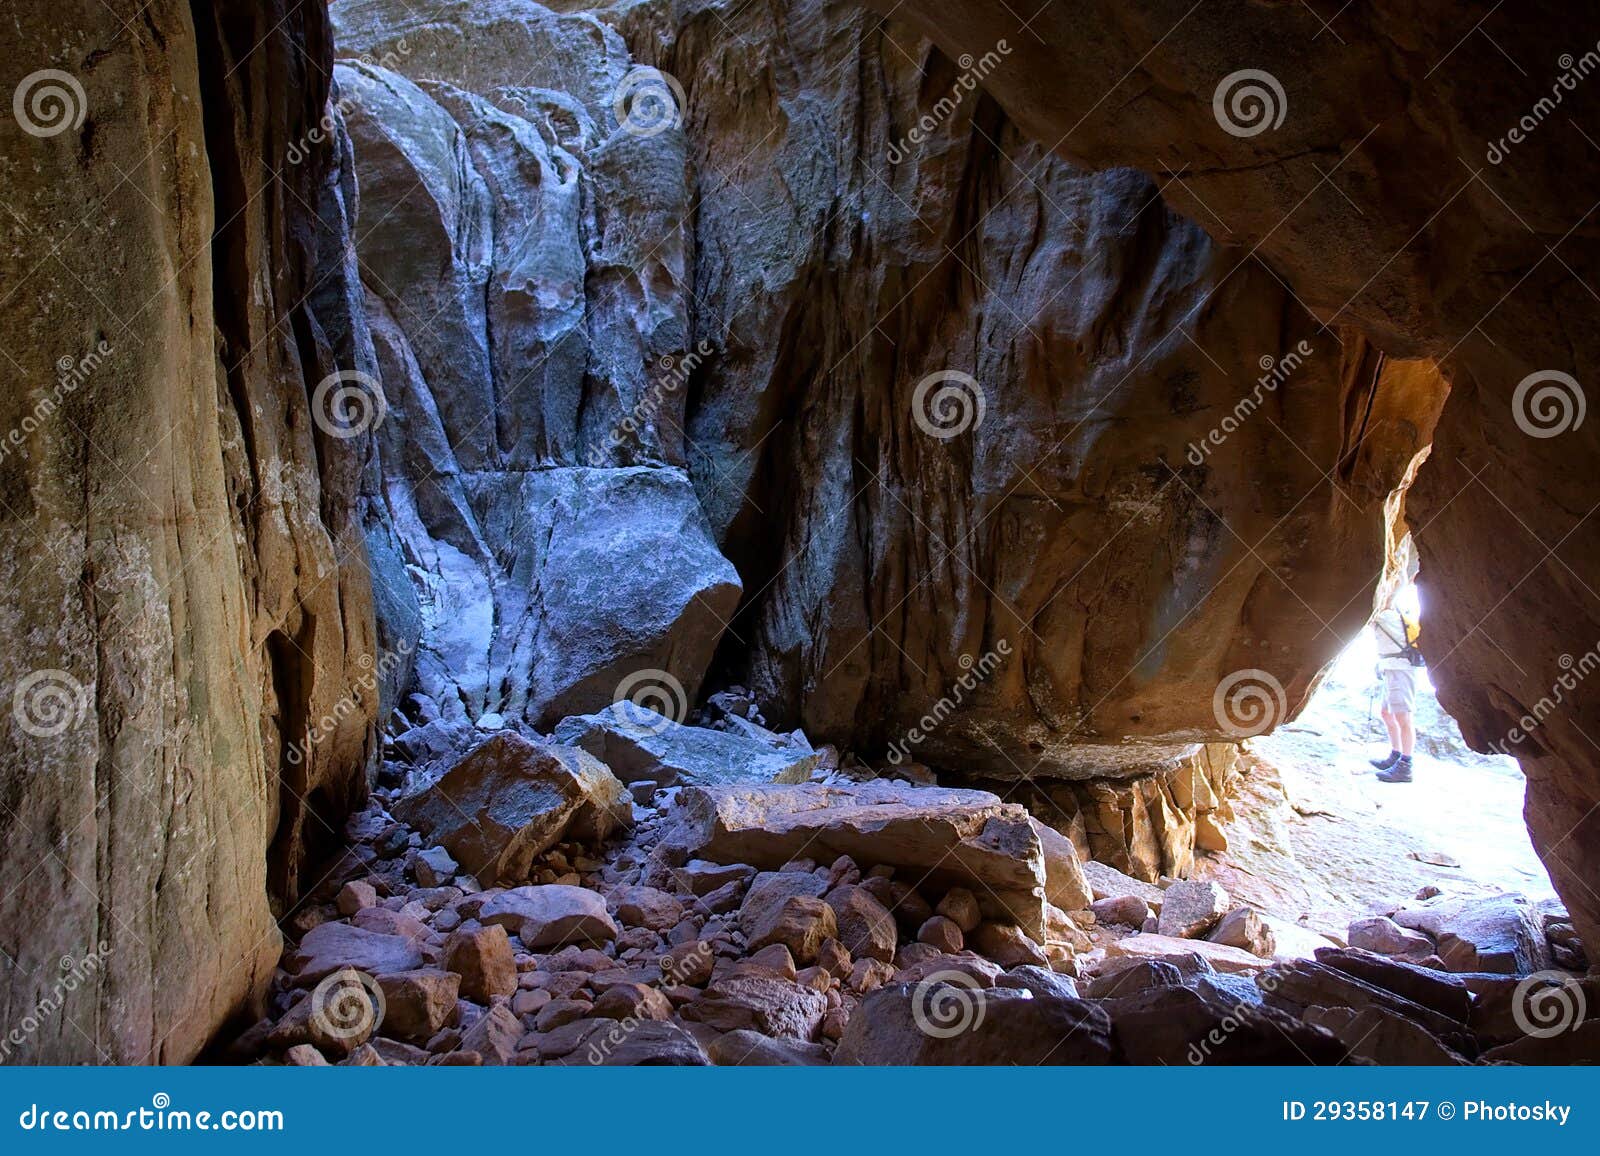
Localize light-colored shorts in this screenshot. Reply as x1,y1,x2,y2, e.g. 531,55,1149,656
1382,666,1417,713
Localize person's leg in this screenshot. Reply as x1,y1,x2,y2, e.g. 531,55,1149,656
1396,709,1415,757
1371,696,1403,768
1378,671,1417,781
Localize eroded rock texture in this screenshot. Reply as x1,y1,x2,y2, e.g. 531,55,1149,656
867,0,1600,984
0,1,375,1062
330,0,1438,778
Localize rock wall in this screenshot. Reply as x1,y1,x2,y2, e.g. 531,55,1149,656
0,0,375,1063
330,0,1439,782
865,0,1600,968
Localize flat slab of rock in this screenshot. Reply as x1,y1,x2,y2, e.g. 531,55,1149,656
480,885,618,948
392,732,628,885
668,781,1047,937
1082,860,1164,910
835,985,1111,1065
1102,933,1270,976
1157,880,1230,939
1391,892,1551,975
553,700,818,788
287,922,423,986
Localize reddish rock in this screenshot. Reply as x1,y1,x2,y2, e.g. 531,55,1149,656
445,925,518,1002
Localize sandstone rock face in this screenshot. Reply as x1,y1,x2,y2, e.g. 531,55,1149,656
668,780,1048,936
323,0,1433,781
553,700,819,788
867,0,1600,988
0,0,376,1063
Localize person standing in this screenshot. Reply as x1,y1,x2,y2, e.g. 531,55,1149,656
1370,602,1418,782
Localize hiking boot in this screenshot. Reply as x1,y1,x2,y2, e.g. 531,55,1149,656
1369,749,1400,770
1377,759,1413,783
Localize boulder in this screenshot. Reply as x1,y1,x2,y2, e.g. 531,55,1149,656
669,781,1047,937
1391,893,1552,975
444,925,518,1002
826,886,899,963
971,923,1050,969
745,896,838,965
1102,933,1269,976
707,1029,830,1065
995,965,1080,1002
591,983,674,1022
917,916,965,954
682,975,829,1040
1312,948,1472,1022
835,984,1111,1065
569,1020,711,1066
287,923,423,986
480,885,619,948
611,885,684,931
1156,880,1230,939
1109,985,1348,1065
553,701,818,788
392,733,629,885
1091,895,1151,927
934,887,982,933
1030,819,1092,910
375,969,461,1042
1082,861,1165,911
1305,1006,1468,1065
457,1002,522,1065
1208,908,1275,958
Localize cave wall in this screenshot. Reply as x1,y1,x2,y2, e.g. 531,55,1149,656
863,0,1600,958
330,0,1438,781
0,0,374,1063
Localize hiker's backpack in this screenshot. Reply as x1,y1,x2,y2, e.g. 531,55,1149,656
1380,612,1426,667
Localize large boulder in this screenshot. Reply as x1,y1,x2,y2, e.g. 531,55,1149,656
553,700,819,788
668,780,1048,937
1390,893,1552,975
392,732,628,885
835,984,1112,1065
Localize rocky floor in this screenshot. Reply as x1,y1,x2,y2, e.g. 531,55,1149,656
222,704,1597,1066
